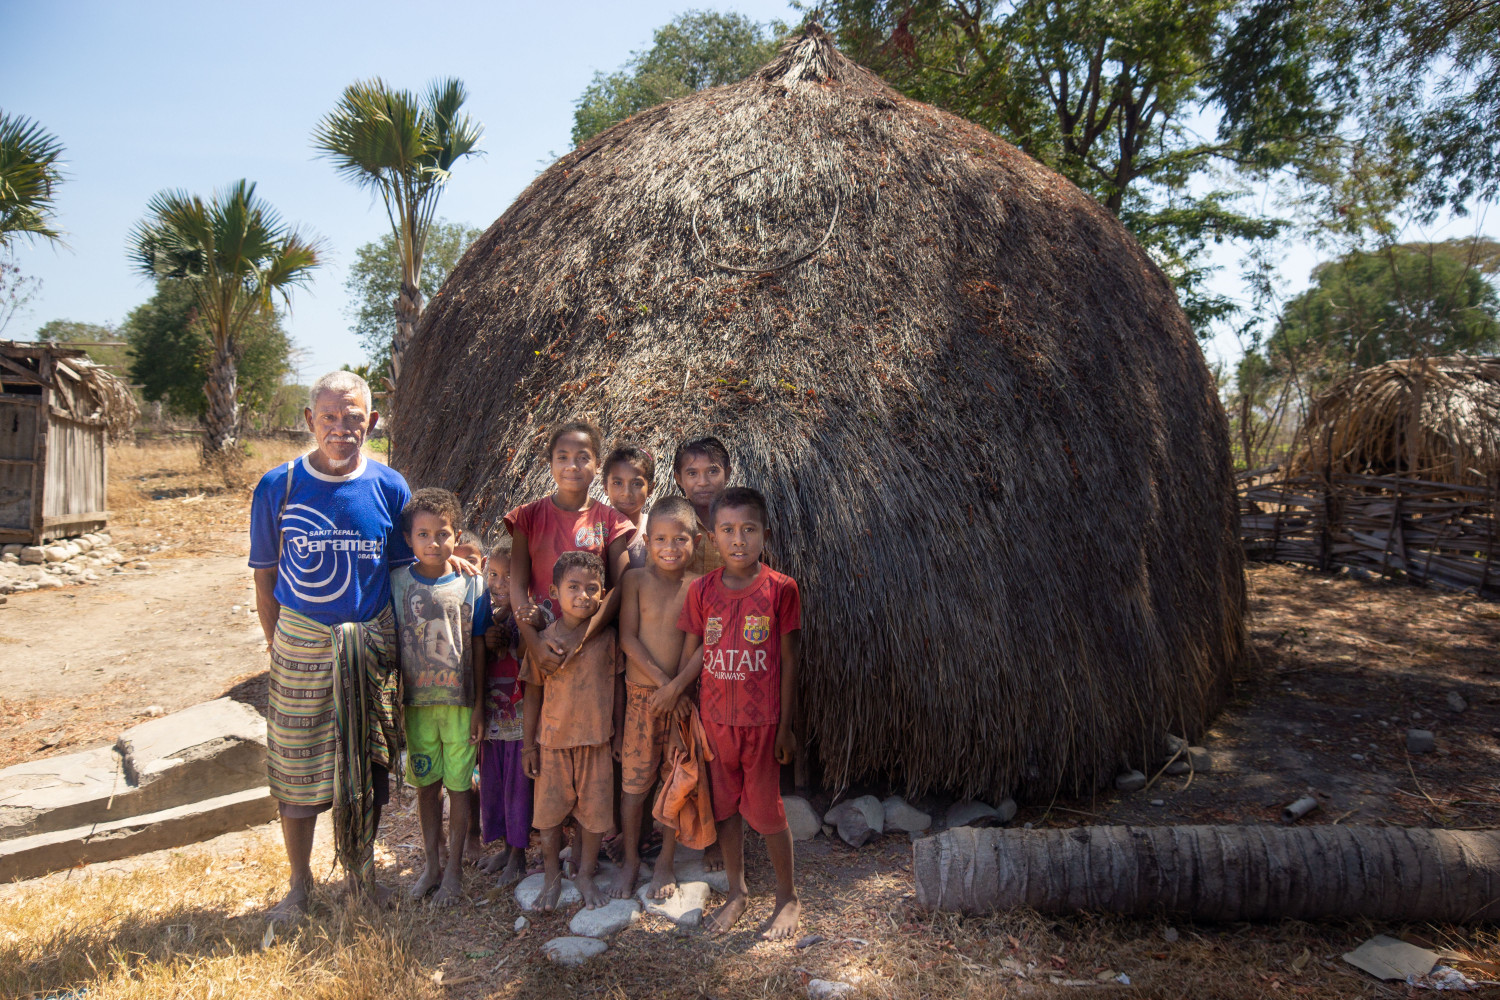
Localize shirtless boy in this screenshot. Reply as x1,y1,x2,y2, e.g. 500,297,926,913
609,496,701,899
664,486,802,939
521,550,622,911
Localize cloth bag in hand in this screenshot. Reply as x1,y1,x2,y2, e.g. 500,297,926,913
652,702,717,850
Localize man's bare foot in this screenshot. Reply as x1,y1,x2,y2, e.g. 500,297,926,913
409,863,442,901
646,862,677,900
759,895,801,940
609,861,639,899
536,873,564,912
362,881,396,909
578,872,606,909
703,842,724,872
496,852,526,888
268,886,309,920
431,874,463,908
707,893,748,934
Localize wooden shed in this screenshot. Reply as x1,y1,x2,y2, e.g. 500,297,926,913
0,341,138,544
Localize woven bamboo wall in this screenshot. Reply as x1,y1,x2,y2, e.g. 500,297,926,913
1240,470,1499,597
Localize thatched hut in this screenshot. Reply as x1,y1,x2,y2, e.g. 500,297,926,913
0,341,138,544
401,28,1244,799
1290,356,1500,487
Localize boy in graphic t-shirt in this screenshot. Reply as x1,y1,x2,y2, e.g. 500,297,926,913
664,486,802,941
391,488,485,908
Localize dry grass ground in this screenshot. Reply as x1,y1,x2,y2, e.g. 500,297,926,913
4,440,1500,998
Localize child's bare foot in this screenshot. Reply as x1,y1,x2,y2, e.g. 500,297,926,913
703,842,724,872
578,873,607,909
536,873,564,912
496,852,526,888
431,873,464,908
409,863,442,901
646,862,677,900
759,894,801,940
602,833,625,863
707,892,748,934
477,853,505,875
465,834,484,865
609,860,639,899
268,886,309,920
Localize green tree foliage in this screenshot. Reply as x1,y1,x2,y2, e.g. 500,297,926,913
1265,238,1500,378
121,279,293,424
572,11,785,145
816,0,1351,331
32,319,129,370
344,220,481,379
313,78,482,402
0,111,65,249
128,179,320,462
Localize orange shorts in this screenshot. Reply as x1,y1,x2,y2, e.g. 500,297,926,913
621,683,669,795
703,720,786,836
533,743,613,834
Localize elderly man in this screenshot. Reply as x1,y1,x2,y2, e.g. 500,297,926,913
249,370,446,915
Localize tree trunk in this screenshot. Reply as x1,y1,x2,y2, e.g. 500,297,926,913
913,825,1500,923
201,342,239,466
387,278,424,463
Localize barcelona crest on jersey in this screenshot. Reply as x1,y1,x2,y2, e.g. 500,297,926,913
704,616,724,645
742,615,771,644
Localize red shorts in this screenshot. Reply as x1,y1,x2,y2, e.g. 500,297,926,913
702,720,786,836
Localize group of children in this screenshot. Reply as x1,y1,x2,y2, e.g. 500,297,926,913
387,424,802,939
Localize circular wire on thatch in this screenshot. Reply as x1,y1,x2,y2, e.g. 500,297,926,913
400,26,1244,799
1291,356,1500,486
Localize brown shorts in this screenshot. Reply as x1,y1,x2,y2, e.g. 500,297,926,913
533,743,613,834
621,683,669,795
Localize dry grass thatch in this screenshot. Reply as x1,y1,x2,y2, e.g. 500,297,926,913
0,339,140,440
400,26,1244,799
1291,355,1500,486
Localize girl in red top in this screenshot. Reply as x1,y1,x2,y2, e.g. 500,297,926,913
665,485,802,941
505,421,636,678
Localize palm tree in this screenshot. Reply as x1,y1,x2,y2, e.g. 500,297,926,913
128,180,321,465
312,78,482,427
0,111,66,248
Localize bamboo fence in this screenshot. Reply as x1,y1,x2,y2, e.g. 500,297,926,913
1239,468,1500,597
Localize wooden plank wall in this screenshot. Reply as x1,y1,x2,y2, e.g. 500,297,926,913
0,397,40,537
1240,471,1499,597
42,413,106,517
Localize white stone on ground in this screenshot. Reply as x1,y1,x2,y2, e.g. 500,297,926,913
542,936,607,966
806,979,856,998
639,879,711,926
824,799,880,847
514,916,529,933
1185,747,1213,772
515,872,582,911
1407,729,1436,753
784,794,822,841
569,897,641,938
673,853,730,894
1115,770,1147,792
19,547,44,564
944,800,999,828
881,796,931,833
1448,691,1469,713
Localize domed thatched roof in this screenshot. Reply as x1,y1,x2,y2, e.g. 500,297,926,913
1291,355,1500,486
402,27,1244,799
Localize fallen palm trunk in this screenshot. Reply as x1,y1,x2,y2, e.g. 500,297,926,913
914,825,1500,923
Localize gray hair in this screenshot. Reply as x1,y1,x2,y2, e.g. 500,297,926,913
308,370,372,410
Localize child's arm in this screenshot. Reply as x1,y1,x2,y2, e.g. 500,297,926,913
576,534,632,650
774,629,801,765
618,571,673,688
522,672,543,779
469,634,486,745
510,529,565,673
611,662,626,762
650,634,702,716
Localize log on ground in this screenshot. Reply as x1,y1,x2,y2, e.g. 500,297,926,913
913,825,1500,923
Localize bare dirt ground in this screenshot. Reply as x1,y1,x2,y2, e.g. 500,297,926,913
2,439,1499,999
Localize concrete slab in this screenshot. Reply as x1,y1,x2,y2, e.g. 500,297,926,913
0,746,124,842
117,697,266,795
0,786,278,882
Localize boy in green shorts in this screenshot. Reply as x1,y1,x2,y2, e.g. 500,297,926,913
393,488,486,907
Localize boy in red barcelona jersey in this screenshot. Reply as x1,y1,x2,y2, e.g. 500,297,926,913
663,486,801,939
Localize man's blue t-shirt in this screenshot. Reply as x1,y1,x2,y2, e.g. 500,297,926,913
248,454,415,626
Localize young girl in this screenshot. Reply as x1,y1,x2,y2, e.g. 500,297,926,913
604,445,655,570
471,539,531,884
506,420,636,677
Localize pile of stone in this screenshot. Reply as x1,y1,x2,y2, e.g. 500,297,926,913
0,532,145,594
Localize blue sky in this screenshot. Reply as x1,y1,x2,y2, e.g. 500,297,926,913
3,1,1492,379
